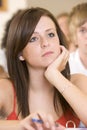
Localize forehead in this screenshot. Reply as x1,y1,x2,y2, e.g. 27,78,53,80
34,16,56,32
81,21,87,27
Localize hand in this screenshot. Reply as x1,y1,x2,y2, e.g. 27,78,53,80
47,46,69,72
19,112,65,130
44,46,69,85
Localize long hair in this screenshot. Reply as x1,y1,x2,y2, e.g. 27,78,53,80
6,7,71,118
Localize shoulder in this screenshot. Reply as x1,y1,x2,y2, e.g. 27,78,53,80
0,66,9,79
69,50,78,61
0,78,13,96
71,73,87,93
69,51,76,58
0,78,14,107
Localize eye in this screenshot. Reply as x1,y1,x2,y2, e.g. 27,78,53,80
29,37,38,43
79,28,87,33
48,32,55,37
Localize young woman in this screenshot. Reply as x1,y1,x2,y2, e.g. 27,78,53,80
0,7,87,130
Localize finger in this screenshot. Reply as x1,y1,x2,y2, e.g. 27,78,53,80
31,113,44,130
38,113,49,128
20,121,36,130
24,125,35,130
46,114,56,130
60,46,69,58
53,47,69,67
38,113,57,130
56,123,65,130
21,113,40,129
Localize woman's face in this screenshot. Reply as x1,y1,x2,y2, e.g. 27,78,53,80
76,21,87,54
22,16,61,68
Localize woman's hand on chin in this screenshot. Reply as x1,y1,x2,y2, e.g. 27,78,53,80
44,46,69,83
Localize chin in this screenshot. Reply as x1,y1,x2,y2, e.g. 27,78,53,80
43,54,59,67
45,60,54,67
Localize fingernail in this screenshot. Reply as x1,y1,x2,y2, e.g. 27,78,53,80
39,127,43,130
45,122,50,128
52,126,56,130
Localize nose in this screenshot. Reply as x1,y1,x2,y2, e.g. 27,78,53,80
40,38,49,48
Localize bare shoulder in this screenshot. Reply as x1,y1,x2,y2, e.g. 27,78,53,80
0,78,14,107
71,73,87,93
71,73,87,83
0,78,13,92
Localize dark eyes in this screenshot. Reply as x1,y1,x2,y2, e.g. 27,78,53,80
29,37,38,43
29,32,56,43
79,28,87,33
48,33,55,37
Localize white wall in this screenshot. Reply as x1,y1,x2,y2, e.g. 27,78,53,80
26,0,87,15
0,0,87,46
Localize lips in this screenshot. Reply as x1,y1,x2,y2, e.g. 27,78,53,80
42,51,54,57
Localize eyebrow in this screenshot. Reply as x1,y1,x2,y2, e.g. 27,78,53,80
33,28,56,34
45,28,56,32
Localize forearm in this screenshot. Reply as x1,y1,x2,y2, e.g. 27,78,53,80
45,68,87,125
0,120,22,130
53,71,87,126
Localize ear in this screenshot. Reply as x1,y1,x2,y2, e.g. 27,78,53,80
18,53,25,61
19,55,24,61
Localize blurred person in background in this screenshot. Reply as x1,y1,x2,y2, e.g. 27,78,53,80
68,2,87,76
56,12,77,52
0,48,7,73
68,2,87,127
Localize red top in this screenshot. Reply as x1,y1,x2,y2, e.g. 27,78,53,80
7,87,80,127
7,86,18,120
56,110,80,127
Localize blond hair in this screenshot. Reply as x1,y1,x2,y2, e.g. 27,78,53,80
69,2,87,43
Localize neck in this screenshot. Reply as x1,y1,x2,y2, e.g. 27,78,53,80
29,67,53,92
29,86,61,120
27,67,63,120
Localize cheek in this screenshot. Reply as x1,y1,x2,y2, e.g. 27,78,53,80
53,37,61,52
76,34,83,46
23,44,39,58
22,47,41,65
54,43,61,54
76,31,84,41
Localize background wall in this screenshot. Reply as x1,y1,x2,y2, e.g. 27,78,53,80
0,0,87,46
26,0,87,15
0,0,27,46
